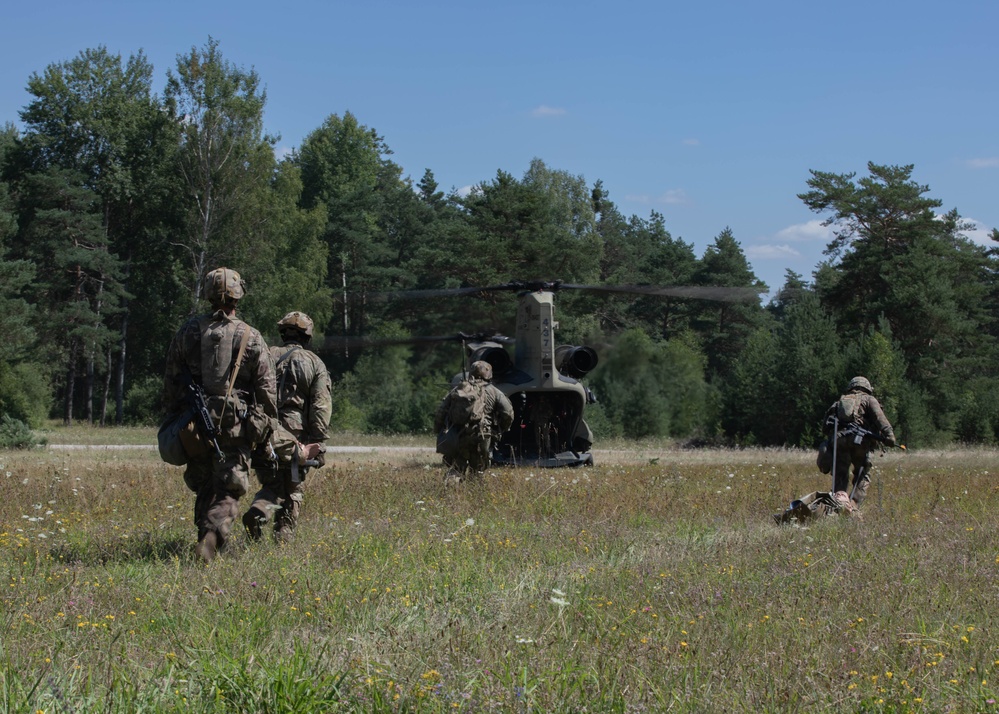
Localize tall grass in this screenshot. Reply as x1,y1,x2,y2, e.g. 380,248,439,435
2,442,998,712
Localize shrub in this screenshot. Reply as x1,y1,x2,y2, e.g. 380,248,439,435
0,414,45,449
122,375,163,426
0,360,52,427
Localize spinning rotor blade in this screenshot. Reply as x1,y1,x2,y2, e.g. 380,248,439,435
366,281,762,303
560,283,764,303
367,284,521,300
317,332,513,353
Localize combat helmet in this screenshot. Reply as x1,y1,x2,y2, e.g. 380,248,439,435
848,376,873,394
203,267,245,306
277,311,314,340
470,360,493,380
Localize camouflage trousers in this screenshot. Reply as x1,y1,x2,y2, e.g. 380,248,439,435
245,465,309,541
182,439,251,549
446,434,495,476
832,442,873,506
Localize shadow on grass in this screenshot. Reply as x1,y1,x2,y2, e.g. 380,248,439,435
48,534,190,565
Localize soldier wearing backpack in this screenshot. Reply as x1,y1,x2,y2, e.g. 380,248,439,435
434,360,514,479
244,311,330,543
822,376,896,506
162,268,278,562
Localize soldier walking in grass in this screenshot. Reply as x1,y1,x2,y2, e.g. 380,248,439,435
163,268,277,562
434,360,514,480
822,376,897,507
244,311,331,543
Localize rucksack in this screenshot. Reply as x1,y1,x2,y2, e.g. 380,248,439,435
448,379,486,430
773,491,854,525
837,394,862,425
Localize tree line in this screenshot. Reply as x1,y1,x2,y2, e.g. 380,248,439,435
1,39,997,448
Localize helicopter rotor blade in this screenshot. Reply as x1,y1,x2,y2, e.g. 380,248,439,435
317,332,513,353
365,281,762,303
366,284,522,301
559,283,764,302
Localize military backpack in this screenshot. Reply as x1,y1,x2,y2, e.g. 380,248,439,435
837,393,862,425
448,379,487,431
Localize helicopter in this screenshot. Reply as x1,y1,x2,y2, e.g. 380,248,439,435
336,280,761,468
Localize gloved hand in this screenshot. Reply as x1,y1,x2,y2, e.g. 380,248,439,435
298,442,325,465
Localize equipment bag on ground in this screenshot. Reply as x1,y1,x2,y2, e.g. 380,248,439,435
773,491,854,525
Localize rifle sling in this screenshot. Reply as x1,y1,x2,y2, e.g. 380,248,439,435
276,346,301,403
219,323,252,425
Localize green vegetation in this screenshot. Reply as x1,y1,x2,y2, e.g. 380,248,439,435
2,445,997,712
1,41,997,448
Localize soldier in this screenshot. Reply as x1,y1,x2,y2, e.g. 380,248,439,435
243,311,331,542
434,360,514,479
163,267,277,562
823,376,897,507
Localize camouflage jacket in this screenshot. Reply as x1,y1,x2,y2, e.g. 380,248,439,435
824,390,895,446
434,379,514,437
270,342,333,443
163,310,277,442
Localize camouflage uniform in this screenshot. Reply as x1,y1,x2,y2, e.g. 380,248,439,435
823,376,896,506
434,361,514,476
163,268,277,561
245,312,332,542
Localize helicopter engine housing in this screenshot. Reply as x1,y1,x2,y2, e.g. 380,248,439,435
554,345,598,379
469,344,513,377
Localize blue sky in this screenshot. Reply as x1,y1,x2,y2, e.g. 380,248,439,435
2,0,996,296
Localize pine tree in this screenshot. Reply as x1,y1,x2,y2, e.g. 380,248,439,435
691,228,769,378
19,168,122,425
801,163,995,435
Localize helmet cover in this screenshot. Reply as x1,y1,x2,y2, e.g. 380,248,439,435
470,360,493,380
848,376,873,394
277,311,314,338
203,267,245,305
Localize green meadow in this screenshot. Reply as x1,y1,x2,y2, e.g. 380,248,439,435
3,431,998,712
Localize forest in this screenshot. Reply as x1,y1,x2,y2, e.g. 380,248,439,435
1,39,997,449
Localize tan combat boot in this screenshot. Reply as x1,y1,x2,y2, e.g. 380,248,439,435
195,531,218,563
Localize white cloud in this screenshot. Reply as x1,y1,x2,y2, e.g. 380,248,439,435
682,138,700,146
966,157,999,169
957,217,996,246
275,146,294,161
746,244,802,260
456,185,476,198
774,220,834,243
624,189,689,206
531,105,566,118
657,189,689,205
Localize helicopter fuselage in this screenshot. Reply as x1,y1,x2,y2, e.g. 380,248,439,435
487,290,594,467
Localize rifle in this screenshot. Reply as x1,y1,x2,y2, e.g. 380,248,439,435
290,456,322,485
839,424,905,502
840,423,904,450
290,441,323,484
181,369,226,463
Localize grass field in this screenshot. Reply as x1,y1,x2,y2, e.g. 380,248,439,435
3,429,999,712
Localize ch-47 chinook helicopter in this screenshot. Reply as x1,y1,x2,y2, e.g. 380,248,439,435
359,280,761,468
